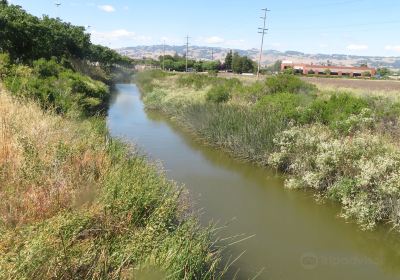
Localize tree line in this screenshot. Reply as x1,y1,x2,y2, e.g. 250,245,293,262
0,0,132,68
139,51,257,74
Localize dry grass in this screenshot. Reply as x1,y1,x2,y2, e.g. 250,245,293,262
0,88,108,226
303,77,400,101
0,83,223,279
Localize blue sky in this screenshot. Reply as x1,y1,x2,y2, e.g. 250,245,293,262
8,0,400,56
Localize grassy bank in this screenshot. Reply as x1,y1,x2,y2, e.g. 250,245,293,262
0,85,223,279
136,71,400,231
0,3,224,278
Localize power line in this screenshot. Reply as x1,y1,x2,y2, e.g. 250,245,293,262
54,1,61,18
272,0,364,13
272,19,400,33
257,8,270,79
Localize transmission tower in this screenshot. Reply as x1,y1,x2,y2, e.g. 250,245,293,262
257,8,270,78
185,35,190,72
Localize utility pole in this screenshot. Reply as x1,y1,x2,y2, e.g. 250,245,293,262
185,35,190,72
163,40,166,71
55,2,61,18
211,48,214,61
257,8,270,79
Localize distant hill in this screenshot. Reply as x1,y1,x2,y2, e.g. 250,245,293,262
117,45,400,69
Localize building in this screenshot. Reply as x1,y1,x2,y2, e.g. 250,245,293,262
281,61,376,77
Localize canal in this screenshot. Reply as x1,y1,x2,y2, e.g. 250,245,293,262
107,84,400,280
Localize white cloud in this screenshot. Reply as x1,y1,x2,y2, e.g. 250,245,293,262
92,29,136,40
91,29,152,47
225,39,247,48
204,36,225,44
347,44,368,51
385,45,400,52
98,5,115,12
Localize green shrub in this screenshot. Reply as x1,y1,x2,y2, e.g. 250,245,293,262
257,92,315,122
301,93,371,132
269,125,400,230
4,58,109,115
135,70,170,93
206,85,231,103
33,58,61,77
0,52,11,77
177,74,218,89
265,74,316,94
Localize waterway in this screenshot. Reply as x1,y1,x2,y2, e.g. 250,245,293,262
107,84,400,280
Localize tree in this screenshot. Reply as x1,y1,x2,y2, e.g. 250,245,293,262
0,3,131,68
224,50,233,71
377,67,391,77
203,61,221,71
231,52,255,74
272,60,282,72
241,56,256,73
362,71,372,77
232,52,242,73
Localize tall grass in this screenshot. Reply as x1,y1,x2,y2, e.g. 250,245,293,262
0,88,223,279
136,71,400,231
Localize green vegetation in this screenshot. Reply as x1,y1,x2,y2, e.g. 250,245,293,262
0,1,131,67
206,85,231,103
2,55,109,115
136,70,400,232
0,2,222,279
262,60,282,74
151,54,222,73
143,50,256,74
0,93,222,279
231,52,256,74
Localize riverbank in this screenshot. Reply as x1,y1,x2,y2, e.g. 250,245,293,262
0,4,224,276
0,82,223,279
136,70,400,232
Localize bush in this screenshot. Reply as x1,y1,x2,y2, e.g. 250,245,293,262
33,58,61,77
206,85,231,103
301,93,372,132
177,74,219,90
135,70,170,93
257,92,315,123
269,125,400,230
265,74,316,94
0,52,11,78
4,58,109,115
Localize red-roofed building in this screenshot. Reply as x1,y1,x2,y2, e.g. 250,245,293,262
281,61,376,77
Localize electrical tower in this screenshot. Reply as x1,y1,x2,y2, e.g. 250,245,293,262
185,35,190,72
163,40,166,71
257,8,270,79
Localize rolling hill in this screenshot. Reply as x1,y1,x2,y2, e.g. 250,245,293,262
117,45,400,69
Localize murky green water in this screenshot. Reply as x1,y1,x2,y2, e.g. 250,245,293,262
107,84,400,280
